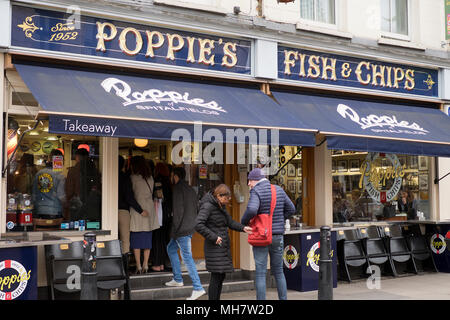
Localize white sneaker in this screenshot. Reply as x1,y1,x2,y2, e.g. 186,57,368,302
165,279,184,287
186,289,206,300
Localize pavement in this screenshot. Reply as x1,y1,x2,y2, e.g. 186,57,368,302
216,272,450,300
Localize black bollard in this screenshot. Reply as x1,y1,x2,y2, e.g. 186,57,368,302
80,232,98,300
318,226,333,300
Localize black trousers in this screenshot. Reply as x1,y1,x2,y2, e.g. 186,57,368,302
208,272,226,300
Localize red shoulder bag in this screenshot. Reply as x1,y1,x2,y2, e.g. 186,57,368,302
248,185,276,246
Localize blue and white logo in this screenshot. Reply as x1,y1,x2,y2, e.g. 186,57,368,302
6,221,15,230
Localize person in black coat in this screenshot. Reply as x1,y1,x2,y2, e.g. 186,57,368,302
195,184,252,300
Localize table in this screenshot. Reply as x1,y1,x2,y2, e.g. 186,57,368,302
283,227,352,292
0,233,71,300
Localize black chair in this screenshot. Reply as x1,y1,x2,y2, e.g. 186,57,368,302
336,229,370,282
96,239,130,300
358,226,396,277
380,225,418,275
402,224,438,273
45,241,84,300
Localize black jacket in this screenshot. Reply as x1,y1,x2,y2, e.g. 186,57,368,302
195,192,244,273
171,180,198,239
118,171,143,213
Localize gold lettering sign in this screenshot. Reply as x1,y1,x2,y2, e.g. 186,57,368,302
282,49,421,92
95,22,239,69
359,153,405,203
96,22,117,52
119,27,143,56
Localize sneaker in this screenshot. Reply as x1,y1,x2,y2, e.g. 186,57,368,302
186,289,206,300
165,279,184,287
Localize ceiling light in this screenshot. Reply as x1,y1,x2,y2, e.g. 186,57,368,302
134,138,148,148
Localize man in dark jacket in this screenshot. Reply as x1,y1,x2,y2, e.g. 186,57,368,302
165,167,205,300
241,168,295,300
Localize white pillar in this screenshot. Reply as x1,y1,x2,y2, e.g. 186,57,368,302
239,165,254,271
314,140,333,226
99,137,118,241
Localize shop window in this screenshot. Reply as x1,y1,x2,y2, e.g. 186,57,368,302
300,0,336,25
269,145,303,225
381,0,408,36
6,118,102,232
332,150,431,223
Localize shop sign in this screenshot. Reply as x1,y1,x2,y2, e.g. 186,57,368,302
0,260,31,300
359,152,405,204
430,234,447,254
279,45,438,97
283,245,300,269
0,247,37,300
12,5,251,75
337,103,429,136
305,241,334,273
446,0,450,40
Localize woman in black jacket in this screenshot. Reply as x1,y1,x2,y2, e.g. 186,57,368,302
195,184,252,300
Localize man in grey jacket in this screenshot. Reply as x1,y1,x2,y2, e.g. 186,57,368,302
165,166,206,300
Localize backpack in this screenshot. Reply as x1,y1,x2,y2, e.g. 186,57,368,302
247,184,276,246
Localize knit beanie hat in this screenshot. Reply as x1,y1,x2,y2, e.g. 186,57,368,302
247,168,265,181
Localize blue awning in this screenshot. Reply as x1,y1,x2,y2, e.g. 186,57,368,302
272,90,450,157
14,62,316,146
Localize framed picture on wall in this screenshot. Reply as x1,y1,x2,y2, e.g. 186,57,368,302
419,174,428,191
297,165,302,177
287,179,296,194
287,163,296,177
409,156,418,169
337,160,348,172
297,181,302,194
349,159,360,172
418,156,428,171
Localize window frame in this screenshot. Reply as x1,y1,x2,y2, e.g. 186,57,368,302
380,0,411,41
298,0,338,29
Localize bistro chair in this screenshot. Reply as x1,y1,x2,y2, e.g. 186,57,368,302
336,229,370,282
358,226,396,277
96,239,130,300
45,241,84,300
380,225,418,275
401,224,438,273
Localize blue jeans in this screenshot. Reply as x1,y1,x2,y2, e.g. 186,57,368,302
252,234,287,300
167,236,203,291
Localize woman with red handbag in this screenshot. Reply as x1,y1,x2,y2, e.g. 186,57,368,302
241,168,296,300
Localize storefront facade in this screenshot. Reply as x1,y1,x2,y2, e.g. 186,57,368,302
1,0,450,292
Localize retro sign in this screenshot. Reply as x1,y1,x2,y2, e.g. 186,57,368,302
279,45,438,97
12,5,251,75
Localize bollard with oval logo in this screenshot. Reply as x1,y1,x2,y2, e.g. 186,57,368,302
318,226,333,300
80,232,97,300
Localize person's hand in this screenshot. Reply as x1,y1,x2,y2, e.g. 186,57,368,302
141,210,149,217
216,237,223,246
243,226,253,234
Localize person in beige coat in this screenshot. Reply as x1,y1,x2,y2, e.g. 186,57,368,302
129,156,160,274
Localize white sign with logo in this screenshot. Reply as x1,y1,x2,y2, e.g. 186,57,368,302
101,78,227,115
337,104,429,135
